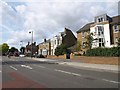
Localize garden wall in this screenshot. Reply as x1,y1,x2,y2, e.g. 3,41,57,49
47,54,119,65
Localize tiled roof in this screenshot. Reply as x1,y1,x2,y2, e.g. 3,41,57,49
111,15,120,25
76,22,94,33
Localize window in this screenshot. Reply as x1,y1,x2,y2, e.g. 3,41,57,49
115,37,118,44
99,38,104,47
82,41,86,48
114,25,119,33
97,26,104,36
81,38,85,48
55,40,56,45
82,32,84,37
98,17,103,22
58,40,59,45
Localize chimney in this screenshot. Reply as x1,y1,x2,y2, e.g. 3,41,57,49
28,42,30,45
34,42,36,45
44,39,46,42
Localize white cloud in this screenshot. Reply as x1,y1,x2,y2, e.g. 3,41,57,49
15,5,26,14
1,0,119,48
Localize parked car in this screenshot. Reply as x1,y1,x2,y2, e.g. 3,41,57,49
36,54,45,58
14,52,19,57
19,54,25,57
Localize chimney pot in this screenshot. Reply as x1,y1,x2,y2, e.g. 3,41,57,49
44,39,46,42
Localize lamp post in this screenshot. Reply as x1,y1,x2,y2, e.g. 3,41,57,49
29,31,33,58
20,41,23,47
20,41,23,54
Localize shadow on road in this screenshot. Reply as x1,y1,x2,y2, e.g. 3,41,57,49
2,60,58,65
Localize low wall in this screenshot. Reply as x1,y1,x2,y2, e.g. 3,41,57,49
47,54,119,65
47,55,66,59
71,56,119,65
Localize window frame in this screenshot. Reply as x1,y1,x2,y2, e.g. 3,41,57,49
114,25,119,33
98,38,104,47
81,32,85,38
97,26,104,36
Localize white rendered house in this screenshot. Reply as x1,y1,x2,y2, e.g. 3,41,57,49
77,14,120,50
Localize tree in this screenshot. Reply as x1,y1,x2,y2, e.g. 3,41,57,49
117,38,120,47
9,47,18,54
84,33,93,50
20,47,25,54
76,41,81,51
0,43,9,55
54,44,67,56
0,45,2,55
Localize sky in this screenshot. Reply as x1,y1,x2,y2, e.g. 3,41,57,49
0,0,119,49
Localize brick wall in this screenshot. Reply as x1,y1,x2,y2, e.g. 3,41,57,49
70,55,118,65
47,55,66,59
47,54,118,65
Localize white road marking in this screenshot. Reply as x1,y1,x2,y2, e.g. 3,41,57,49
102,79,120,84
10,66,17,70
21,65,33,70
33,65,46,69
54,69,81,77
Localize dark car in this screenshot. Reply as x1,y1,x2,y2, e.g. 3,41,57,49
36,54,45,58
14,52,19,57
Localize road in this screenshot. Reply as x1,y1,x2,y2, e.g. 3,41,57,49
1,56,119,88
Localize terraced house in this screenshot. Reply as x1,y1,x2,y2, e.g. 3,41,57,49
38,28,77,56
77,14,120,52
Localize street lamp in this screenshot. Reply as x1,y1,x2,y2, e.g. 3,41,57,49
29,31,33,58
20,41,23,47
20,41,23,54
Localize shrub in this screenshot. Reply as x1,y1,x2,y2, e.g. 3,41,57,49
85,47,120,57
74,54,81,56
54,44,67,56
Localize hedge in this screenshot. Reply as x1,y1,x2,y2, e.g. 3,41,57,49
85,47,120,57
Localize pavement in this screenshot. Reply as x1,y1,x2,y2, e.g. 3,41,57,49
27,57,119,73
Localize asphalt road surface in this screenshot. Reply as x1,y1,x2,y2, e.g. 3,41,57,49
1,56,119,88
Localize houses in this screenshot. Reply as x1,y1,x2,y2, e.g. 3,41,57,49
38,28,77,56
24,13,119,57
51,28,77,55
77,14,120,52
38,39,51,56
25,42,38,56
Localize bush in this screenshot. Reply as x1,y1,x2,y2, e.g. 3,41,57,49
85,47,120,57
54,44,67,56
74,54,81,56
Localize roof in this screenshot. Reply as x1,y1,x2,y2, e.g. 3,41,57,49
38,39,50,45
77,15,120,33
76,22,94,33
110,15,120,25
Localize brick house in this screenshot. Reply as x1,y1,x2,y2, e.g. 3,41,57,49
77,14,120,52
51,28,77,55
25,42,38,56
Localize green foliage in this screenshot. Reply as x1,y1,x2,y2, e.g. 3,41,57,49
76,41,81,51
85,33,94,49
9,47,18,54
117,38,120,46
0,43,9,55
74,54,81,56
54,44,67,56
20,47,25,54
85,47,120,57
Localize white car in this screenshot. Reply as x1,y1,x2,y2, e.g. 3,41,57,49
19,54,25,57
